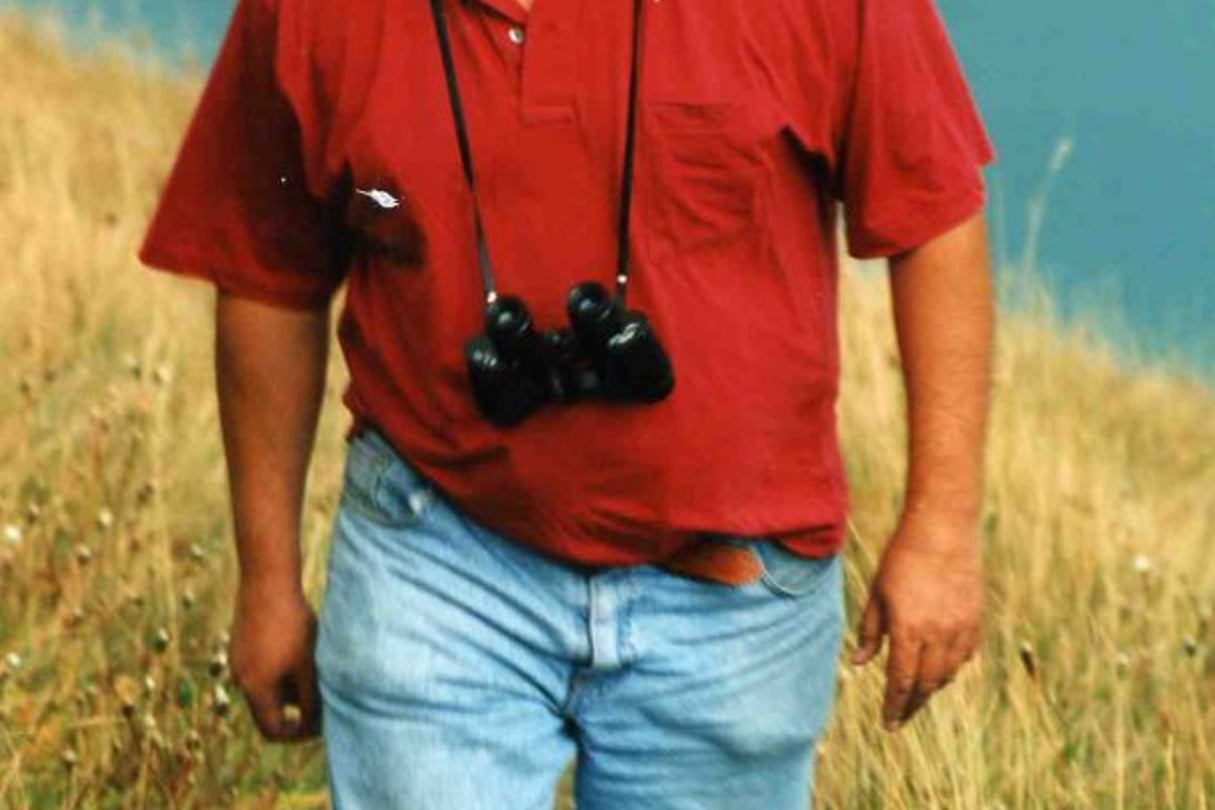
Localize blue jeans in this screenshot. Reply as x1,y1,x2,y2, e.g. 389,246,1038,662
315,429,845,809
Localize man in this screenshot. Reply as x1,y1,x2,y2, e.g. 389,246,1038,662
140,0,993,805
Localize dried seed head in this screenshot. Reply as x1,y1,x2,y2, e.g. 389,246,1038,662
136,482,157,505
153,365,173,386
282,704,302,728
208,649,228,679
74,544,93,565
189,543,206,562
4,652,22,670
123,354,142,379
1114,651,1131,673
1183,636,1199,657
181,589,196,609
151,628,171,654
2,524,22,546
1048,137,1074,175
96,509,115,531
185,729,203,751
1018,641,1037,681
211,684,231,718
61,749,78,769
144,675,157,695
1131,554,1152,575
24,503,41,524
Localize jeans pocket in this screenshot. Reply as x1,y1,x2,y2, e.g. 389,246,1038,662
752,540,840,599
339,429,438,529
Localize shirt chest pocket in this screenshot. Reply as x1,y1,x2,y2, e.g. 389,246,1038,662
643,100,771,262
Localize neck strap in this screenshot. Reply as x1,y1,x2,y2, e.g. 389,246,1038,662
427,0,646,306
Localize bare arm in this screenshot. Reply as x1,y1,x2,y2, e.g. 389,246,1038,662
216,291,331,741
851,211,993,730
216,292,330,586
890,212,993,524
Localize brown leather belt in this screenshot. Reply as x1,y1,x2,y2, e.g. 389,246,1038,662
657,536,765,586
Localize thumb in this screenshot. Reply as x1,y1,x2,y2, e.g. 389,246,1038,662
283,653,322,739
851,594,885,666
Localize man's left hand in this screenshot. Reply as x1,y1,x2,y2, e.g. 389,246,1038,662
850,510,984,731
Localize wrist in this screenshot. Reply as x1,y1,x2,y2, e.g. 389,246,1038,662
893,500,982,554
901,499,981,526
237,567,305,602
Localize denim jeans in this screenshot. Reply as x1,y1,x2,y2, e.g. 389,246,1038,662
315,429,845,809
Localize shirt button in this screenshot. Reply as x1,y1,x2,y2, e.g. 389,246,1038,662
508,26,525,45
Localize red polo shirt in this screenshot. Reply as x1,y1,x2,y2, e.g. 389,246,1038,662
140,0,993,571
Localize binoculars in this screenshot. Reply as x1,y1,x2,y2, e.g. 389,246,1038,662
465,282,675,427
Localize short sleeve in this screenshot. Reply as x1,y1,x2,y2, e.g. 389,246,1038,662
838,0,996,259
138,0,349,309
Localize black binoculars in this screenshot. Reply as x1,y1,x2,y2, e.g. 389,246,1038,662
465,282,675,427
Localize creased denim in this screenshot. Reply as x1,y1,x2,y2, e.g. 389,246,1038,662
315,429,844,810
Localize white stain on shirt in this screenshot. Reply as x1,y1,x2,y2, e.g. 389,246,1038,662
356,188,402,210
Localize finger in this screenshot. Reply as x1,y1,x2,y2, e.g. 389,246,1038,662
851,596,885,666
916,637,952,696
899,639,950,725
276,676,303,740
298,614,323,737
287,654,323,740
898,683,934,726
273,620,322,742
242,683,286,741
882,633,922,731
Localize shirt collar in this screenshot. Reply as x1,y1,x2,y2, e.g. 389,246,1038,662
461,0,529,25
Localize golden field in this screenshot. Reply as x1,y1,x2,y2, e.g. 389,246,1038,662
0,13,1212,809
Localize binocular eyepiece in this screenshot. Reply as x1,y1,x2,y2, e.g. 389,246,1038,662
465,282,675,427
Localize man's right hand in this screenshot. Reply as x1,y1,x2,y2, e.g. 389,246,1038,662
213,294,332,743
228,577,322,742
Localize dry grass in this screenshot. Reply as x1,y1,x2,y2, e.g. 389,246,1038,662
1,12,1212,809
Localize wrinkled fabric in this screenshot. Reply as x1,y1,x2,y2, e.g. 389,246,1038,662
316,428,846,808
140,0,994,567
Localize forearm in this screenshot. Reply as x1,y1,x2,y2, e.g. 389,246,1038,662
215,292,331,593
887,212,994,532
